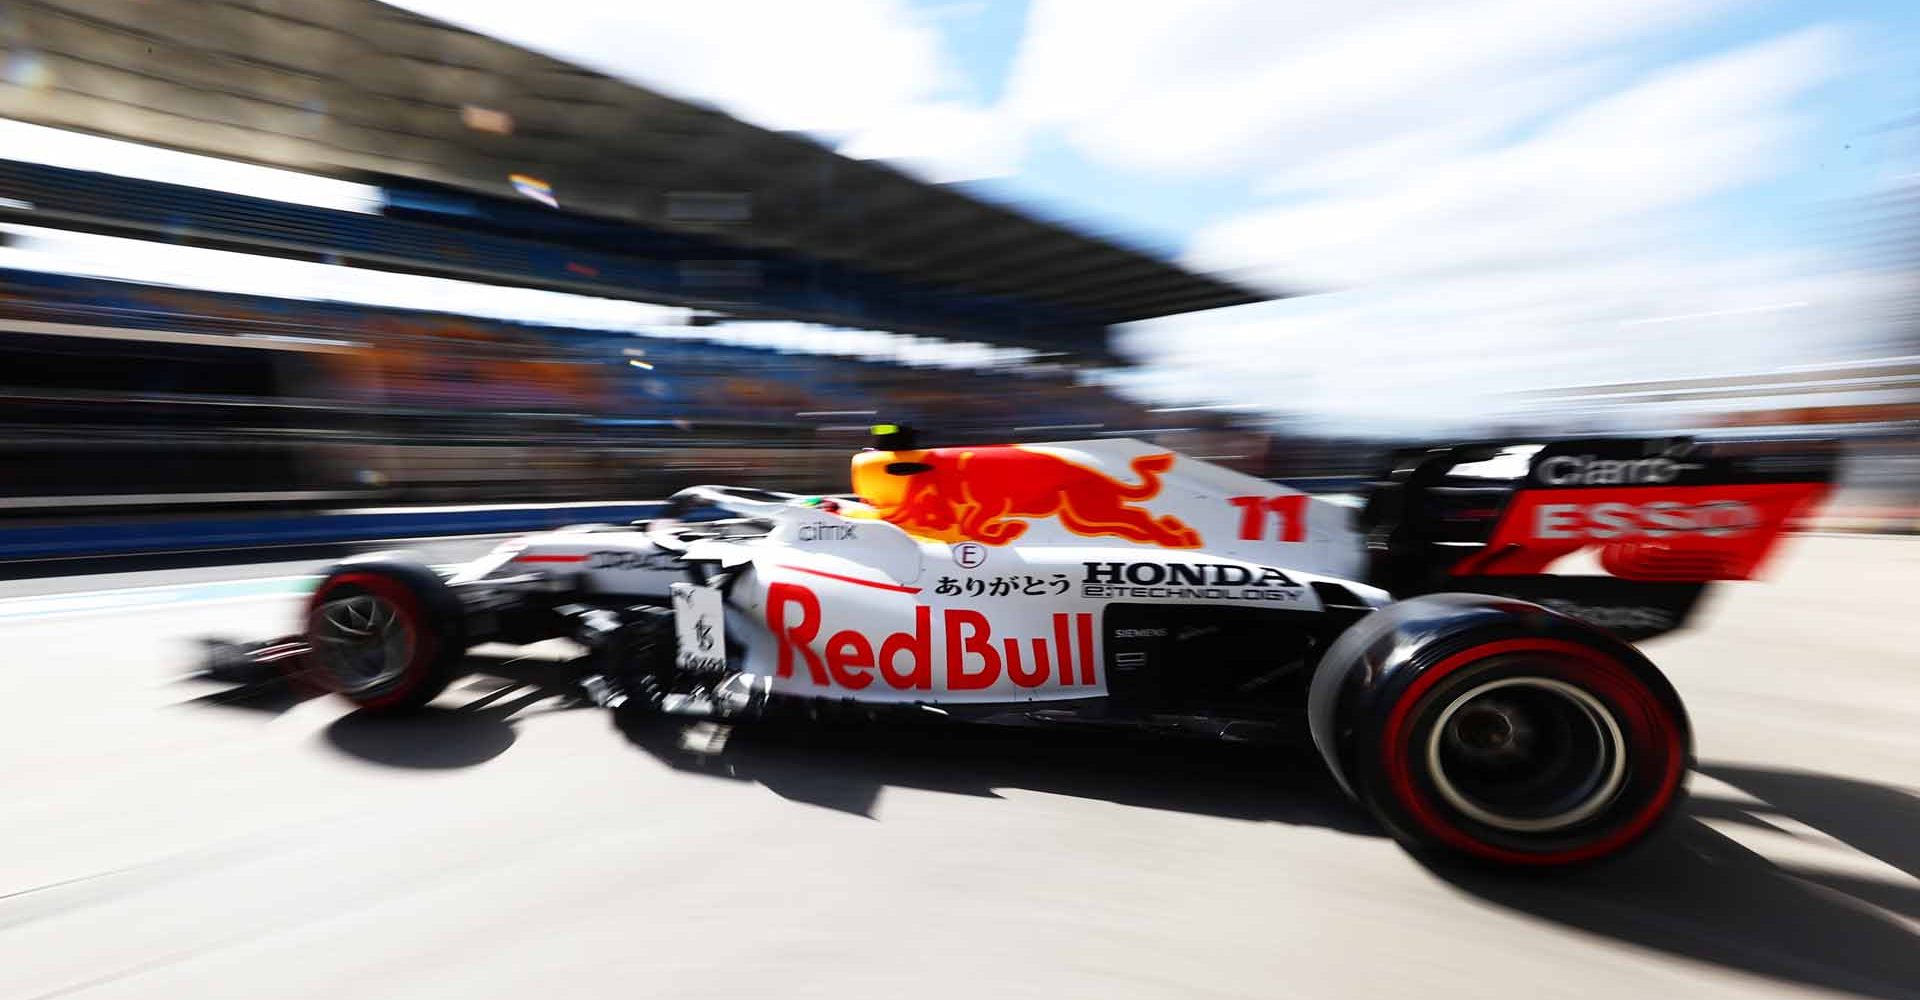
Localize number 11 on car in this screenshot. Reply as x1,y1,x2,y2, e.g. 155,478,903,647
1231,494,1308,542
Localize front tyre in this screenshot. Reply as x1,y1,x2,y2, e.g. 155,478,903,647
306,556,466,713
1309,594,1689,867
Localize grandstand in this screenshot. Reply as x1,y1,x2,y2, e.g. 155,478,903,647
0,0,1300,513
0,268,1261,507
0,0,1269,357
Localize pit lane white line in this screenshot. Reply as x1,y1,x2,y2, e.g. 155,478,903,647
0,566,463,623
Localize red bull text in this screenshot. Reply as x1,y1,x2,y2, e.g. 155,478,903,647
767,583,1098,692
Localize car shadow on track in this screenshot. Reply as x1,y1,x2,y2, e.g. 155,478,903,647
1434,764,1920,1000
610,705,1380,834
187,649,1380,832
182,650,588,769
187,656,1920,999
318,658,601,769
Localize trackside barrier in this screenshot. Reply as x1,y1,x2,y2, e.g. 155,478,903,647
0,479,1373,561
0,503,669,561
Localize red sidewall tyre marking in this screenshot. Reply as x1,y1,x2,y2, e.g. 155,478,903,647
1380,638,1686,866
308,572,438,710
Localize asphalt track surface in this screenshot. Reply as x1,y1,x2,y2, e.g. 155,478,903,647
0,535,1915,1000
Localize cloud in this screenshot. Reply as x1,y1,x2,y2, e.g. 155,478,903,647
1005,0,1736,180
837,101,1025,183
1184,28,1846,290
1093,20,1887,434
386,0,1020,181
1113,253,1899,436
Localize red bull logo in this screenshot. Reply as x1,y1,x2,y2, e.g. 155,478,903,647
851,446,1202,548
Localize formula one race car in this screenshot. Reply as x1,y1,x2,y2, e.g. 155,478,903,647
217,428,1832,867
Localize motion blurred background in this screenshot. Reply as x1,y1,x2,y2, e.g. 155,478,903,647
0,8,1917,999
0,0,1914,549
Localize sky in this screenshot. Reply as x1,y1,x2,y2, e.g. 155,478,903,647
376,0,1920,434
6,1,1917,433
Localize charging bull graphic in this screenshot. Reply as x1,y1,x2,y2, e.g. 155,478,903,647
851,446,1203,548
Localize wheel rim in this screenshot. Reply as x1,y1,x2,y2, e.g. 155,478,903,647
311,593,415,694
1424,676,1629,833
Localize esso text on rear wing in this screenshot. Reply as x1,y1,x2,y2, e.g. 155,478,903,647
1358,437,1834,640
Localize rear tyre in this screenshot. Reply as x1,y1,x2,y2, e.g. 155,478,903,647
306,556,466,713
1309,594,1689,867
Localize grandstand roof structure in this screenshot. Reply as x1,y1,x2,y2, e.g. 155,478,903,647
0,0,1272,352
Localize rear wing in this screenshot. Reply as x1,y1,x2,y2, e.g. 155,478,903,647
1357,437,1835,639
